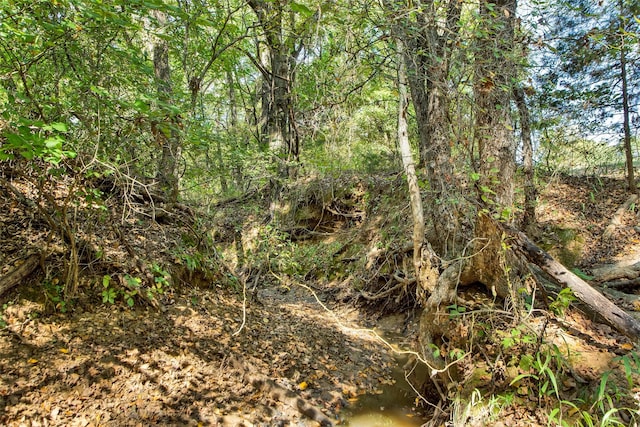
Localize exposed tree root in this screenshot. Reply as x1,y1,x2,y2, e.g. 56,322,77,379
417,214,640,396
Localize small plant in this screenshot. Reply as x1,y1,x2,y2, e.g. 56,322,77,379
148,264,170,298
0,302,11,328
572,268,595,281
44,278,69,312
122,275,140,307
448,304,467,318
549,288,577,316
101,275,117,305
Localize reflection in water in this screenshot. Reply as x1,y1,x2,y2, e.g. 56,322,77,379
342,314,428,426
346,412,424,427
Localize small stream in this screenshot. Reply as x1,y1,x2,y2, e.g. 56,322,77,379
340,314,428,427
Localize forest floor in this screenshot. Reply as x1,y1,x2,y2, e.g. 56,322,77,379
1,171,639,426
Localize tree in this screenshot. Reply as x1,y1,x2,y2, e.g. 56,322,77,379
247,0,317,168
536,0,639,191
383,0,463,259
151,8,182,204
474,0,518,212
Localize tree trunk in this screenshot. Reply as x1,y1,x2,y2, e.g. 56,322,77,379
152,9,181,204
619,0,635,193
474,0,518,212
391,0,462,257
396,39,438,298
248,0,301,171
514,86,536,228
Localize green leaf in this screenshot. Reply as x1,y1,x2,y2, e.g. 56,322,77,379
290,2,313,16
50,122,68,132
571,268,594,281
44,136,62,149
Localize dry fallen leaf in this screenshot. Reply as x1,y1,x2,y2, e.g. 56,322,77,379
28,358,38,364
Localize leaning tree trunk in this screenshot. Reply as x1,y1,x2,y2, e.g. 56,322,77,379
396,39,438,302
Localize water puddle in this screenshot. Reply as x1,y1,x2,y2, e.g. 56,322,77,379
341,314,428,426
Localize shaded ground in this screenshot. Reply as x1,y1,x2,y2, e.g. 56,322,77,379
0,282,422,426
1,171,640,426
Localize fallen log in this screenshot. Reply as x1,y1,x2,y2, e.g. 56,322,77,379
603,194,638,240
599,277,640,290
0,254,40,298
510,230,640,340
592,261,640,283
600,286,640,308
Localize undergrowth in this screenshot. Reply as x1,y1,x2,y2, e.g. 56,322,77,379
445,288,640,427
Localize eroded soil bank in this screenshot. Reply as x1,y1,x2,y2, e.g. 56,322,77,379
2,173,640,426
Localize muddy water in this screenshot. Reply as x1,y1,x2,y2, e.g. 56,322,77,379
341,314,428,427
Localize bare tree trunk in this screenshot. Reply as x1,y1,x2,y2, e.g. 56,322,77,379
152,9,181,204
396,40,438,297
514,86,536,228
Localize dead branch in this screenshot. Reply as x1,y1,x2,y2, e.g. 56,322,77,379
600,286,640,307
0,177,37,210
0,254,40,298
324,205,365,219
359,279,409,301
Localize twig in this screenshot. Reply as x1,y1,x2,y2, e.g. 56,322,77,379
232,271,251,336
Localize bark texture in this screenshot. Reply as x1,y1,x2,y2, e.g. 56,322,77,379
474,0,518,211
0,254,40,298
152,9,182,204
511,229,640,340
